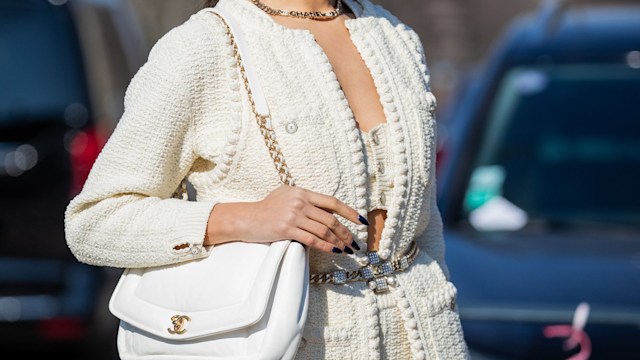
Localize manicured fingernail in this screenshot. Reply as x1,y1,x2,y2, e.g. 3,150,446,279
358,214,369,226
344,246,354,255
351,239,361,251
332,246,343,254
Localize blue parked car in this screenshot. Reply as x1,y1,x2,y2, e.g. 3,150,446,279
436,1,640,359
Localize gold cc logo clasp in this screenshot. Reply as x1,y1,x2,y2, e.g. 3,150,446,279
167,315,191,335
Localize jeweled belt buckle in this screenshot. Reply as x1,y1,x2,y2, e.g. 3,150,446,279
364,251,396,294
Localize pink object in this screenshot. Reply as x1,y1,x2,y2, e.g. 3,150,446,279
543,302,592,360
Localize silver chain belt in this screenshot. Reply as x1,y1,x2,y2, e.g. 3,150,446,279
309,240,419,294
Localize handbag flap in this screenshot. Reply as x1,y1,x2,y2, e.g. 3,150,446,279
109,240,291,340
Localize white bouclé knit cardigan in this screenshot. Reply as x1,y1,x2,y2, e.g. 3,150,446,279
64,0,470,358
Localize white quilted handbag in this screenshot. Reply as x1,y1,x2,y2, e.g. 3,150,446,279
109,5,310,360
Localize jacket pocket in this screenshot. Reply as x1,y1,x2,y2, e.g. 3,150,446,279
420,282,470,360
395,248,470,360
272,107,341,196
296,324,356,360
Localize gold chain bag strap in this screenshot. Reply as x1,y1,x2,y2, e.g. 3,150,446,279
225,12,296,187
176,11,295,195
177,13,294,194
108,6,309,360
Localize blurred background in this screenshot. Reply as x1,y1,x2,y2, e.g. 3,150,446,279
1,0,638,359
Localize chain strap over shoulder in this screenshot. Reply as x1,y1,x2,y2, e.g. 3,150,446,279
173,12,296,200
213,12,295,187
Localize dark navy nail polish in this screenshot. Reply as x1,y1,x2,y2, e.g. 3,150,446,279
351,239,361,251
332,246,343,254
358,214,369,226
344,246,354,255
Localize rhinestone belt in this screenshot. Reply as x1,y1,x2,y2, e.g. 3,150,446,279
309,240,419,294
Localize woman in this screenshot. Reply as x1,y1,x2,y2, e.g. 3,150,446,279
64,0,470,358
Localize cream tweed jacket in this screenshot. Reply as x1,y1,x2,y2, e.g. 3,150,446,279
64,0,470,358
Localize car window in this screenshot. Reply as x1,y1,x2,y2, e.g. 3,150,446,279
463,64,640,230
0,1,89,125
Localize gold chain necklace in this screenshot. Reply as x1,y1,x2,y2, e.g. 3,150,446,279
251,0,343,20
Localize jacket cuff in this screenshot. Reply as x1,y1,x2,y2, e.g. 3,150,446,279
169,199,219,261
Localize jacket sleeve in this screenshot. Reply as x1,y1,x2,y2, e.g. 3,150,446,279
64,23,219,269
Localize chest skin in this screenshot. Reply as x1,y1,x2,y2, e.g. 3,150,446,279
266,3,389,251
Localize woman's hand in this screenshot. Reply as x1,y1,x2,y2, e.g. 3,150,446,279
204,184,366,254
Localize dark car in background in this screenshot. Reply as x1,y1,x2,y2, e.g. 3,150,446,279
0,0,144,357
437,1,640,359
